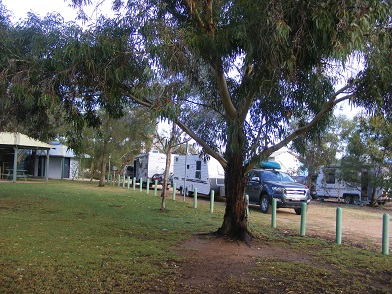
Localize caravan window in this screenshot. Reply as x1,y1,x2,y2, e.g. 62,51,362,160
195,161,202,179
325,169,336,184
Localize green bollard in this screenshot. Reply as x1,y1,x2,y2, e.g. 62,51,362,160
300,203,307,236
122,175,125,187
172,183,176,200
271,198,277,228
139,178,143,192
210,190,215,213
193,188,198,209
154,180,158,196
382,213,390,255
127,176,130,189
133,177,136,190
146,179,150,194
336,207,342,245
117,175,120,187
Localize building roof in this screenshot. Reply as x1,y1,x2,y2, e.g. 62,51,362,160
47,141,77,158
270,146,300,159
0,132,53,149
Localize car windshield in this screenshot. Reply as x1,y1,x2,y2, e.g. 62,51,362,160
261,170,294,182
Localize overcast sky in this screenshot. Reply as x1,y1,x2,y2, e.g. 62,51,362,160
2,0,113,24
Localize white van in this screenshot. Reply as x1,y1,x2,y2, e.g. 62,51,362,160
315,166,388,204
172,155,225,196
133,151,173,185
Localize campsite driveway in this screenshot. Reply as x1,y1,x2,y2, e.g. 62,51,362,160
250,199,392,250
174,186,391,250
176,198,392,293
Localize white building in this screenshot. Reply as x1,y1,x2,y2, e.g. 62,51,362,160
37,141,80,179
268,147,301,175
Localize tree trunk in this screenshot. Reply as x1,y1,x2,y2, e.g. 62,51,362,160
98,155,107,187
90,160,94,182
160,152,172,211
218,154,248,239
218,123,249,240
98,116,111,187
370,188,377,207
161,123,176,211
161,146,174,211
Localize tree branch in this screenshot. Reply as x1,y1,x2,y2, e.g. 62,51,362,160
183,0,205,29
214,63,237,118
245,82,356,173
124,87,228,169
175,118,228,170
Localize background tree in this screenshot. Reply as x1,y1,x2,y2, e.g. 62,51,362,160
154,120,194,210
292,115,356,186
76,106,156,186
340,114,392,205
0,12,70,140
0,10,156,186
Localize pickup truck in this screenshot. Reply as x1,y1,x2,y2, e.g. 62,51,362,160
246,164,310,215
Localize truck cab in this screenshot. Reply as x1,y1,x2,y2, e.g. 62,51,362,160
246,162,310,215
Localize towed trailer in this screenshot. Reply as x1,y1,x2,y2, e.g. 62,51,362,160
172,154,225,197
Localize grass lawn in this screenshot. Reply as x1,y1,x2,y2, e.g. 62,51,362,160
0,180,224,292
1,180,391,293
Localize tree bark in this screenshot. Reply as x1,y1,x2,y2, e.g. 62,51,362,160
99,116,110,187
161,124,175,210
90,160,94,182
218,122,249,240
160,151,172,211
98,155,107,187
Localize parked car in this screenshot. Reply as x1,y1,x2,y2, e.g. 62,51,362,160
152,172,173,186
123,165,134,178
292,175,318,199
246,163,310,215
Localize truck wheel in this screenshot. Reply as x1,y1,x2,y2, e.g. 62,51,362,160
294,205,308,215
260,195,271,214
185,188,192,197
353,195,360,204
343,195,352,204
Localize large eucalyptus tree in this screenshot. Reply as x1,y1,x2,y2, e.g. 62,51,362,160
66,0,392,240
0,10,66,139
4,1,390,240
67,0,391,239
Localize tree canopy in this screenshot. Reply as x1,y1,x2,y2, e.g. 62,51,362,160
340,114,392,204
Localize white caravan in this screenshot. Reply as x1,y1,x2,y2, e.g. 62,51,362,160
315,166,388,204
133,151,173,184
172,155,225,196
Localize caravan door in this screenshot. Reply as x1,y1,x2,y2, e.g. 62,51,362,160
321,167,341,198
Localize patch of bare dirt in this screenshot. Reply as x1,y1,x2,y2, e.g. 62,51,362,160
175,234,313,293
174,200,392,293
